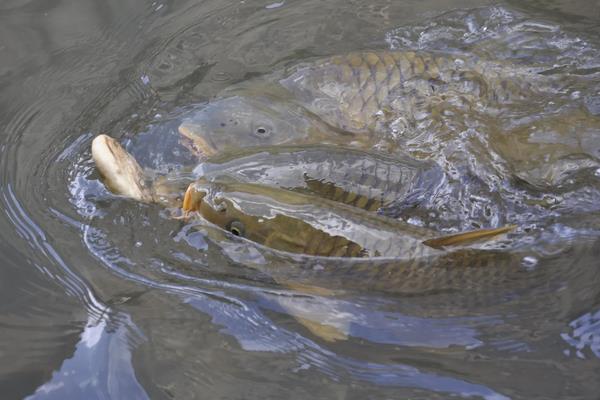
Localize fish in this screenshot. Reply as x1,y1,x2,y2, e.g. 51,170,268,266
195,144,444,212
179,50,546,157
178,177,534,296
182,177,514,258
92,134,191,204
91,135,442,215
93,50,547,202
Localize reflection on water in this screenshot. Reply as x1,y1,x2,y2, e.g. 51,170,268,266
562,309,600,359
27,313,147,400
2,1,600,399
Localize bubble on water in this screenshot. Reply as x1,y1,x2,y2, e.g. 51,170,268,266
265,1,285,9
521,256,538,270
561,308,600,359
135,241,142,247
407,217,424,227
140,75,150,85
594,168,600,177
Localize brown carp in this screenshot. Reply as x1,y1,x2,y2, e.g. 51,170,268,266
179,50,546,156
177,177,533,296
182,177,513,258
196,144,444,212
93,50,548,202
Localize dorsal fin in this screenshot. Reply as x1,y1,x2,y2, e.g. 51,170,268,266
423,225,516,249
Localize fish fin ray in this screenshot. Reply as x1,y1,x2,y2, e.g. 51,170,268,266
423,225,516,249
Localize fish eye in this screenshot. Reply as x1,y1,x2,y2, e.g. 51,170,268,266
227,220,245,237
252,125,272,139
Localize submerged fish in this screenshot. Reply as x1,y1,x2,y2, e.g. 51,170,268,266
178,177,531,296
91,135,442,217
179,50,547,156
182,177,513,258
93,50,548,202
196,144,444,212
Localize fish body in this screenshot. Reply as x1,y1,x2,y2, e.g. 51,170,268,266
93,50,547,202
181,178,533,295
179,50,544,156
183,177,512,259
196,144,444,212
183,177,438,258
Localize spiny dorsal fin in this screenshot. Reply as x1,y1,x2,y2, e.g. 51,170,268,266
423,225,516,249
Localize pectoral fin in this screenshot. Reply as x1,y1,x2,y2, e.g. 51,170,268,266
423,225,516,249
182,183,207,213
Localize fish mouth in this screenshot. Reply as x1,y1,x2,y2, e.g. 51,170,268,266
178,123,218,157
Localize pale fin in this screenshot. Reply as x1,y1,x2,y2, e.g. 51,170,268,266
295,317,348,342
423,225,516,249
285,283,338,297
183,182,212,213
91,134,153,202
283,284,346,341
182,183,198,212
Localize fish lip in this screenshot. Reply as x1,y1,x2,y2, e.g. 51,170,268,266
178,123,217,157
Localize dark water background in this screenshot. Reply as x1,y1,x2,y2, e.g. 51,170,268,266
2,1,600,399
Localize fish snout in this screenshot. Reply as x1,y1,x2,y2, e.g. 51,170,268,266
178,123,218,157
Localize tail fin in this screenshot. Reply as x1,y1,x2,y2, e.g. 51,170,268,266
91,134,153,202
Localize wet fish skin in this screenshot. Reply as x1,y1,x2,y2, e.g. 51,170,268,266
281,51,541,132
196,144,444,212
183,178,514,261
269,231,600,296
263,247,528,295
183,177,440,258
181,178,562,296
179,50,543,156
178,95,341,157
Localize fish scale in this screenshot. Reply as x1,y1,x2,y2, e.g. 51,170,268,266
259,246,551,296
280,50,546,136
197,145,442,213
174,50,556,159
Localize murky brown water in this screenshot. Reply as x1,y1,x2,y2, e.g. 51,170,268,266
2,1,600,399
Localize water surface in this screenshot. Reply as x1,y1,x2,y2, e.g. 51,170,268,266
2,1,600,399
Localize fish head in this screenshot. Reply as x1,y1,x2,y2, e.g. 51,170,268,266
182,180,366,257
183,179,280,244
178,96,320,157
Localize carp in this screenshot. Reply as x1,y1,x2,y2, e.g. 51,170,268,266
179,50,546,156
181,177,514,258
